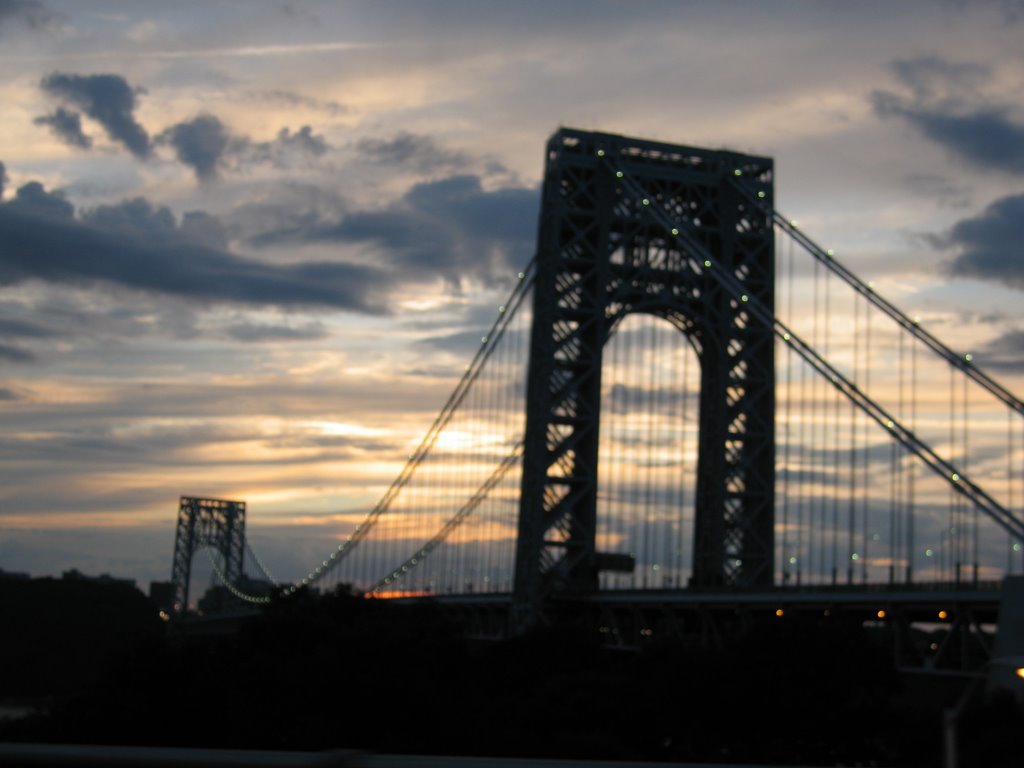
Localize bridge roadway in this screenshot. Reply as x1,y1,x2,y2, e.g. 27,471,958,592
176,581,1006,667
419,582,1005,658
428,581,1002,619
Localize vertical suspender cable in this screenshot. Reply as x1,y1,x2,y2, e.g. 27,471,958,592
908,336,916,582
810,256,820,582
849,295,859,585
862,296,871,583
1010,409,1017,575
680,330,691,585
949,365,956,583
781,229,793,583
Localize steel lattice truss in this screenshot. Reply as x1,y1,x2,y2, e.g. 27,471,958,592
170,496,246,613
513,129,776,629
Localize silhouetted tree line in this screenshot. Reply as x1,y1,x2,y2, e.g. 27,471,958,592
2,579,1023,766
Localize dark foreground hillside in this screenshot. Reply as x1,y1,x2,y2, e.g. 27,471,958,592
2,581,1023,766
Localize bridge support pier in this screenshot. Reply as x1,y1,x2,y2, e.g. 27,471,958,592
512,129,776,632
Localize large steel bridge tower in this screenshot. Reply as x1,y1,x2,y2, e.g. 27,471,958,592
513,129,776,629
170,496,246,614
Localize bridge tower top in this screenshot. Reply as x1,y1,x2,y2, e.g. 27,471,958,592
171,496,246,614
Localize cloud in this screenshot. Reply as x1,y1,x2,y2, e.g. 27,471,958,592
887,56,989,100
356,132,510,178
158,114,330,180
244,125,329,168
40,72,151,159
976,328,1024,372
357,132,473,174
0,160,6,199
0,316,57,338
250,89,347,116
224,322,329,342
4,180,74,219
0,387,18,401
0,343,34,362
871,57,1024,174
874,98,1024,174
0,180,391,312
943,193,1024,288
255,174,539,287
0,284,54,363
0,0,53,31
33,107,92,149
157,113,232,181
416,329,490,357
180,211,229,249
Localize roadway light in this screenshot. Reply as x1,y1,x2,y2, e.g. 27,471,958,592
1016,668,1024,680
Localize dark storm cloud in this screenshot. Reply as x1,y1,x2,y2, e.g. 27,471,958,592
262,175,539,286
871,57,1024,174
157,114,231,181
158,115,330,180
975,329,1024,372
40,73,152,159
33,107,91,149
5,180,74,219
942,193,1024,288
0,387,18,401
0,161,6,199
0,181,390,312
873,97,1024,174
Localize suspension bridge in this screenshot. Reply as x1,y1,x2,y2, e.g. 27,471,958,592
171,129,1024,663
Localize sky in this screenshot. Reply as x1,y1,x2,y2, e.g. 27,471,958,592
1,0,1024,589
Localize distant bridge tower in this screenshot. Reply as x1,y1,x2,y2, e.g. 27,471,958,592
513,129,776,628
170,496,246,614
